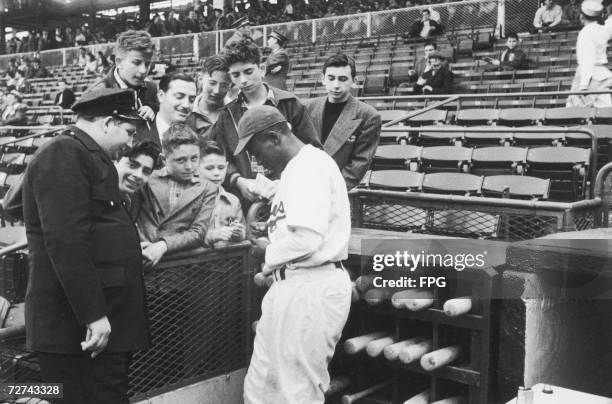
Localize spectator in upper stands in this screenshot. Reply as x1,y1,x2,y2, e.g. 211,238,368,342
151,72,197,146
304,53,381,190
263,30,290,91
115,141,161,198
563,0,581,26
149,14,167,37
54,79,76,109
77,47,88,67
7,59,18,78
225,6,238,27
225,17,253,47
409,9,443,39
406,42,448,84
28,58,50,79
209,8,227,31
53,27,65,49
27,31,37,53
9,70,30,94
567,1,612,108
164,10,182,35
131,123,217,266
96,51,111,75
533,0,563,33
64,27,74,48
208,39,321,202
187,55,231,137
88,30,159,145
200,140,246,247
84,52,98,75
38,29,50,51
0,90,27,126
482,32,528,71
184,10,201,33
413,51,453,95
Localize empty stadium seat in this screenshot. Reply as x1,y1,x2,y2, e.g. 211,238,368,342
471,147,527,176
481,175,550,200
416,125,464,147
462,126,512,147
421,172,483,196
419,146,473,174
593,107,612,124
526,146,591,201
379,110,408,125
372,145,422,170
366,170,424,191
543,107,593,125
406,109,448,126
497,108,545,127
512,129,565,147
455,108,499,126
0,153,26,174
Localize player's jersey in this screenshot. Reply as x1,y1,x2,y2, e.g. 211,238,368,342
266,144,350,268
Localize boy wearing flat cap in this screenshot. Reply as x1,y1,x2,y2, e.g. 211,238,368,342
264,30,290,90
22,88,150,404
567,1,612,107
238,105,351,404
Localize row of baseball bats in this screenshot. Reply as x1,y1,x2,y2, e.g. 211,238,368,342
327,378,465,404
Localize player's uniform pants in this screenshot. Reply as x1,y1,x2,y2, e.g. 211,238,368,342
244,263,352,404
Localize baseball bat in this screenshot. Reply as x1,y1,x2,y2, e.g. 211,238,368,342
397,339,433,364
252,320,258,333
420,345,462,371
391,289,428,309
431,396,465,404
383,337,426,361
443,297,472,317
366,336,396,357
351,281,360,302
325,376,352,396
344,331,391,354
355,274,374,292
341,381,392,404
403,290,435,311
402,389,430,404
364,288,394,306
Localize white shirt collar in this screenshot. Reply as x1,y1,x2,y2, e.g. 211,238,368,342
113,68,129,89
155,114,170,143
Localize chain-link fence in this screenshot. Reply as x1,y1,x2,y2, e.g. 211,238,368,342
350,190,605,241
505,0,540,35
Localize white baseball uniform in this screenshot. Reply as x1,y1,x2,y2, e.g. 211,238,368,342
243,144,352,404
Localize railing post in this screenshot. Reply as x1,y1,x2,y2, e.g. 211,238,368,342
193,33,199,62
366,12,372,38
497,0,506,38
62,49,67,67
311,20,316,44
263,26,268,48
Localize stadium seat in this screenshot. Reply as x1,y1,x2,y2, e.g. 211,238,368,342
415,125,464,147
455,108,499,126
0,153,26,174
0,174,21,198
419,146,472,173
406,109,448,126
543,107,594,125
365,170,424,191
372,145,422,170
421,172,483,196
462,126,512,147
378,110,408,125
512,128,565,147
497,108,545,127
526,146,591,201
593,107,612,124
363,75,387,96
471,147,527,176
564,126,593,148
481,175,550,200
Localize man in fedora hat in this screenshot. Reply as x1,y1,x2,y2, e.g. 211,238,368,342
225,17,252,47
22,88,150,404
263,30,290,90
413,50,453,94
567,1,612,107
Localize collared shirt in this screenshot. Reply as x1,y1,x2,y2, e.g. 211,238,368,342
576,21,612,89
237,84,278,110
156,167,201,213
113,68,129,89
155,114,170,144
420,21,431,38
204,185,245,247
533,4,563,27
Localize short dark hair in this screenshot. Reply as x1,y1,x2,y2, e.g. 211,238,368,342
422,9,430,14
201,55,229,76
506,32,518,40
424,41,437,49
199,140,226,158
158,72,196,92
224,39,261,66
322,53,356,79
162,123,199,154
119,141,161,165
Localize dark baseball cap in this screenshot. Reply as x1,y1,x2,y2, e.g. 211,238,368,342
71,88,144,120
234,105,288,156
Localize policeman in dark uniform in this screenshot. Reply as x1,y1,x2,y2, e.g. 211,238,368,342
22,88,150,404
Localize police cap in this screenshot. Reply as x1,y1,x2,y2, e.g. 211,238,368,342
71,88,144,120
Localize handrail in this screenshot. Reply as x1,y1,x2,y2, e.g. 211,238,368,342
380,126,599,199
0,240,27,257
24,105,65,122
594,162,612,227
383,95,460,127
0,126,65,146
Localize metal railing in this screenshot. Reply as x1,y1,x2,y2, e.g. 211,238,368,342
0,0,533,69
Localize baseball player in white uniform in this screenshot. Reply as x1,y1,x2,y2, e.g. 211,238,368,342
235,105,352,404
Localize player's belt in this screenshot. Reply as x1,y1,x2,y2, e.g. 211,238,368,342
275,261,343,281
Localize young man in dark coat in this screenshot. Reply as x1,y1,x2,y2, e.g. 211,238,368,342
22,88,150,404
413,51,454,95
